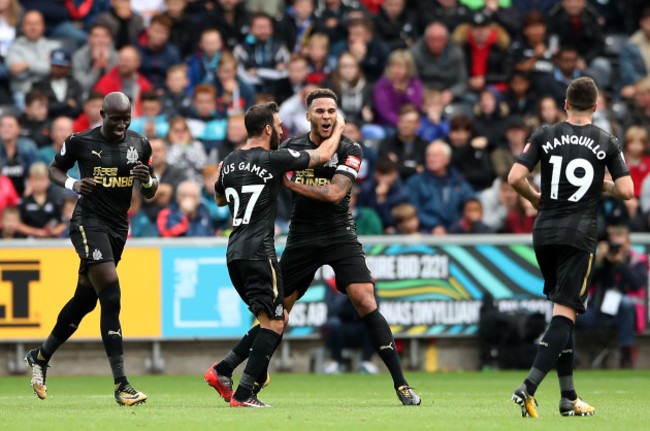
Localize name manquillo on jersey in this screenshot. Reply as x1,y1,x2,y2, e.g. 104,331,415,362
541,134,606,160
222,161,274,183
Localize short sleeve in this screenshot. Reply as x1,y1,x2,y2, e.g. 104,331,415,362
269,148,310,174
335,139,363,181
606,136,631,180
515,128,543,171
53,134,79,172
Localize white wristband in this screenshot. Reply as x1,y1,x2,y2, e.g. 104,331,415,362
142,175,154,188
64,177,76,191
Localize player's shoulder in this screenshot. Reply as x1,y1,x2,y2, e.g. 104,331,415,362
126,129,149,145
340,134,361,149
339,134,363,157
67,127,96,142
589,124,619,146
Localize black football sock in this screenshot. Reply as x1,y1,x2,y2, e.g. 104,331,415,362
233,328,280,402
524,315,573,396
362,309,407,389
557,329,577,400
255,333,283,388
98,282,127,385
41,284,98,361
215,325,261,376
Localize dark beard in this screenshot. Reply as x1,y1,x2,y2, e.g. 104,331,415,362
269,127,280,150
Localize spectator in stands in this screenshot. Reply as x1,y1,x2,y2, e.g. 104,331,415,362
358,157,410,232
304,33,332,85
142,137,187,222
392,202,425,235
480,176,518,232
214,52,255,116
409,21,467,105
137,14,181,90
5,10,59,108
129,91,169,138
414,0,472,34
131,0,165,25
623,76,650,136
452,11,512,96
279,82,318,137
621,126,650,230
373,49,422,129
33,48,83,120
200,0,250,50
345,18,389,84
272,53,309,105
209,112,247,164
0,0,21,103
96,0,145,50
472,86,509,149
349,185,383,235
94,45,153,117
509,11,555,92
491,115,529,179
165,116,207,184
20,88,52,149
577,225,647,368
233,12,290,92
128,190,158,238
321,279,378,375
17,162,65,238
526,94,566,131
546,0,610,87
417,88,450,144
343,120,376,185
186,28,223,93
619,8,650,99
73,91,104,133
160,64,192,118
182,83,228,152
321,51,373,124
503,71,536,118
378,104,426,180
157,179,212,237
37,116,78,178
592,90,619,137
537,46,591,110
504,193,537,233
406,140,475,234
448,198,494,234
0,155,19,216
164,0,198,59
373,0,419,51
448,112,495,193
71,23,119,94
313,0,363,53
1,205,22,238
477,0,521,38
276,0,315,53
200,164,231,234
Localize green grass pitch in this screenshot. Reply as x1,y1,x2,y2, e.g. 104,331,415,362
1,370,649,431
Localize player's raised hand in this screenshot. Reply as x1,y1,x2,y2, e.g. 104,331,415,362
334,113,345,133
131,161,151,183
74,177,96,195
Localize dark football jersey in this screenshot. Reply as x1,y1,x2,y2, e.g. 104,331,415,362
281,133,362,243
54,127,154,233
215,146,310,262
516,122,630,252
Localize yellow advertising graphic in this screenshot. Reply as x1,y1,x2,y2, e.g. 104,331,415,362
0,248,161,340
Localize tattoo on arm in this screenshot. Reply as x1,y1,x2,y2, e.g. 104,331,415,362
308,150,321,167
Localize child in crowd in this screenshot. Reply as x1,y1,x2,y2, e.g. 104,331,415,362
417,88,450,143
73,91,104,133
187,28,223,92
130,91,169,138
17,162,65,238
1,206,23,239
182,83,228,153
160,64,192,118
448,198,494,234
623,126,650,198
304,33,332,84
21,89,52,148
392,203,425,236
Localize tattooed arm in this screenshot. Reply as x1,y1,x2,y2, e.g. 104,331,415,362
283,173,354,205
304,113,345,168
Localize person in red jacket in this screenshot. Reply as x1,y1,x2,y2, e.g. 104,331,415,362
73,91,104,132
94,45,152,116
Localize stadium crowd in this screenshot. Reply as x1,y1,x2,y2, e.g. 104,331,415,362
0,0,649,240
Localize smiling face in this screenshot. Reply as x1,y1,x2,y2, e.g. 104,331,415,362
307,97,337,142
100,95,131,141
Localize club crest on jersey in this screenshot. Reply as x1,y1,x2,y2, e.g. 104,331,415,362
523,142,531,153
324,153,338,167
126,146,138,164
345,155,361,170
288,149,301,158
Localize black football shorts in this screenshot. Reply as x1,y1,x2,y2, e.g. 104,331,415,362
281,239,374,300
69,220,126,275
535,244,594,314
227,259,285,320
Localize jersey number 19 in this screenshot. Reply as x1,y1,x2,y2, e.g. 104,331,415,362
549,155,594,202
225,184,264,226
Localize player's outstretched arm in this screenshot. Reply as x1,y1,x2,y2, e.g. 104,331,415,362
305,114,345,168
508,162,540,209
48,160,95,195
283,172,353,205
132,161,158,199
603,176,634,201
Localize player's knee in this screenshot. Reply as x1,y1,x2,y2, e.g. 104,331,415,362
269,319,285,335
348,286,377,315
98,283,121,314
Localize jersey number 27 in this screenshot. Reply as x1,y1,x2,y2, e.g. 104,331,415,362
225,185,264,226
549,155,594,202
